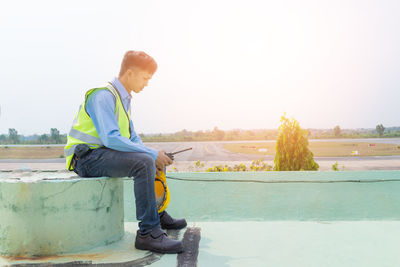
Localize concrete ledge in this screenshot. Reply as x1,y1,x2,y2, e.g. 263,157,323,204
0,171,124,256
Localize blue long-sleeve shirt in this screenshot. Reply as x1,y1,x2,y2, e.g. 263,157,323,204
85,77,158,160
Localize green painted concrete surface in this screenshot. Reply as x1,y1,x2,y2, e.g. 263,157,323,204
153,221,400,267
2,221,400,267
0,172,124,256
1,170,400,266
124,171,400,222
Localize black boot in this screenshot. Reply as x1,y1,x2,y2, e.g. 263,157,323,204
160,211,187,230
135,227,183,254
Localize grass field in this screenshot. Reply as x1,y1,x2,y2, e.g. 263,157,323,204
2,142,400,159
224,142,400,157
0,146,65,159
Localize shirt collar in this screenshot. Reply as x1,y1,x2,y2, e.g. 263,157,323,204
110,77,132,100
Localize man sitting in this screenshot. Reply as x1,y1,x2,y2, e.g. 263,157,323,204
64,50,186,254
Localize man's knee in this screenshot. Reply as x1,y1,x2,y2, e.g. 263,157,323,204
134,153,156,174
140,153,156,167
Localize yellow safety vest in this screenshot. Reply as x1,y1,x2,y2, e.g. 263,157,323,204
64,83,171,212
64,83,131,170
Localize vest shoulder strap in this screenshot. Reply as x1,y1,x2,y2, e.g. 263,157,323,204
84,86,120,115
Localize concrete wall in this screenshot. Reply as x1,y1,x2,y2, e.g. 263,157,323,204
123,171,400,221
0,175,124,256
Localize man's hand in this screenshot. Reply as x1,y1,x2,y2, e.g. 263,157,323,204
155,150,173,175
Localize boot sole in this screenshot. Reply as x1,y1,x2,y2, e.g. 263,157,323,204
135,244,184,254
161,223,188,230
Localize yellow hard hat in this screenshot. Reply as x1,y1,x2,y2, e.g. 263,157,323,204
154,171,170,213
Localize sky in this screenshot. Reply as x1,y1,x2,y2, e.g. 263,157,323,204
0,0,399,135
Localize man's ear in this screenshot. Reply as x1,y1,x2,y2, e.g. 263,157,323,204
125,68,133,77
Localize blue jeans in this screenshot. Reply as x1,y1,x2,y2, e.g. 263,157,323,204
74,147,160,234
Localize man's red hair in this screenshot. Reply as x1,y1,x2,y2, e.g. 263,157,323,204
119,51,157,76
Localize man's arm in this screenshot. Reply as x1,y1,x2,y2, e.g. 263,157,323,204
130,129,144,145
86,90,158,160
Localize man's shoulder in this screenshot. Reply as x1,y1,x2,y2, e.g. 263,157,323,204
86,87,116,104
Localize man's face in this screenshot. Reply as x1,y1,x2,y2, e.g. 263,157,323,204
127,68,153,94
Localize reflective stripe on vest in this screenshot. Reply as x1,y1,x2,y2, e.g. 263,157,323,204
68,128,103,146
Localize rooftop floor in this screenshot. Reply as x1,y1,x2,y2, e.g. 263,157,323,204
1,221,400,267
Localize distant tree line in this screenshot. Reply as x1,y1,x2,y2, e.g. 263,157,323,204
0,128,67,145
310,124,399,139
0,124,399,144
141,124,400,142
140,127,279,142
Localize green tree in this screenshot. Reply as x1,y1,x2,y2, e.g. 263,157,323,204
60,134,68,144
274,115,319,171
376,124,385,137
0,134,6,143
194,130,204,139
8,128,19,144
50,128,61,143
333,125,341,137
212,126,225,141
38,134,49,144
